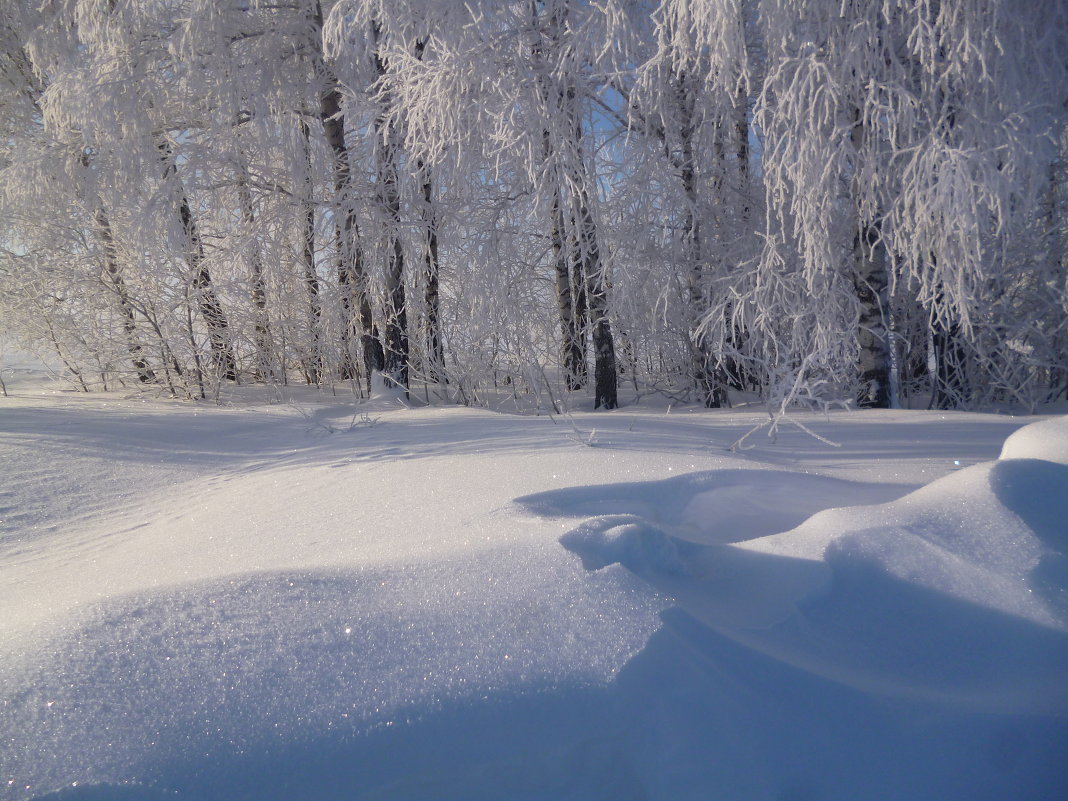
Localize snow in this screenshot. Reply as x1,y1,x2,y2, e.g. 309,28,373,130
2,361,1067,800
1000,415,1068,465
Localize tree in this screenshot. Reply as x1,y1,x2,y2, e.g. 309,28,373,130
1,0,1063,412
610,0,753,407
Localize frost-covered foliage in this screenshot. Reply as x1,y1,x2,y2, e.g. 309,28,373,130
755,0,1068,409
0,0,1065,409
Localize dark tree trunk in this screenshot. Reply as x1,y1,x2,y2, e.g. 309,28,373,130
561,81,616,408
320,80,380,386
411,43,444,387
851,112,893,408
298,117,324,384
419,161,445,384
372,22,409,395
550,188,585,389
314,1,380,388
677,74,728,408
725,85,755,392
567,209,590,384
532,2,595,396
930,315,968,409
95,208,155,383
736,86,750,186
160,143,237,382
853,224,892,407
237,170,273,382
575,190,617,409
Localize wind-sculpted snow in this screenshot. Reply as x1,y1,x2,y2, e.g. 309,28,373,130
521,468,912,587
998,415,1068,465
0,554,663,801
737,418,1068,633
549,417,1068,721
3,369,1066,801
517,469,916,548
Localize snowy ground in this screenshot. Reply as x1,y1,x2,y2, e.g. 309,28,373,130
2,358,1067,800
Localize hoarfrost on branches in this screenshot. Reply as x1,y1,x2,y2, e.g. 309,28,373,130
0,0,1064,410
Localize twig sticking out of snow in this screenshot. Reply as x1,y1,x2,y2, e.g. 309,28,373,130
729,355,843,451
563,413,598,447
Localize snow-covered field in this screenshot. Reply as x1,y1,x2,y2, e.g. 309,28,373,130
2,359,1067,801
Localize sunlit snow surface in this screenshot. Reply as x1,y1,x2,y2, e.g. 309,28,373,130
2,361,1067,800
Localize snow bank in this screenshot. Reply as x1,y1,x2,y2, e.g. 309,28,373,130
2,394,1066,801
521,469,912,547
999,415,1068,464
0,555,663,800
738,416,1068,632
555,416,1068,719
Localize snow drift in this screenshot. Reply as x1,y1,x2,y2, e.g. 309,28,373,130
1,366,1066,801
552,417,1068,718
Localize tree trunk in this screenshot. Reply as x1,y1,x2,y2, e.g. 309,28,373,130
160,143,237,382
532,2,591,394
575,189,617,409
411,42,444,388
725,85,754,392
95,208,155,383
320,80,378,385
314,1,380,388
236,169,273,382
930,313,968,409
853,225,893,407
549,187,585,389
851,113,892,408
736,86,750,187
419,161,445,384
678,75,728,408
372,22,409,395
567,208,590,384
298,117,324,384
78,152,154,384
560,72,616,408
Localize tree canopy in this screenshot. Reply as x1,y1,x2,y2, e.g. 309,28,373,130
2,0,1065,411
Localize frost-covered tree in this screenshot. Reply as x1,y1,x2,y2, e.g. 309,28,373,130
1,1,175,389
756,0,1068,410
603,0,753,407
366,0,621,408
1,0,1063,412
173,0,369,386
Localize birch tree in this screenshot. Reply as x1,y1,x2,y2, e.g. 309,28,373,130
2,0,1063,411
1,2,168,387
607,0,753,407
